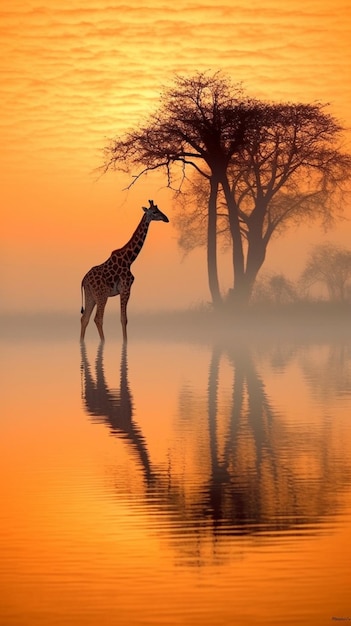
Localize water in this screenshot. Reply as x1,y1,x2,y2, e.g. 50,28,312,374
1,317,351,625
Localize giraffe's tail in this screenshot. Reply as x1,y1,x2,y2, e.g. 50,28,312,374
81,282,85,315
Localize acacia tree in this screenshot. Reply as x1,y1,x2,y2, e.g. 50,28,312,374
176,100,351,305
103,72,261,308
222,102,351,305
300,243,351,302
252,273,297,305
103,71,351,309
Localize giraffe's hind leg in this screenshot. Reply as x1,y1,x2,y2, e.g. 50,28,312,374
94,297,108,342
80,289,96,341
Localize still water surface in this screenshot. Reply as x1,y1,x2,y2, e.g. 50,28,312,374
1,319,351,625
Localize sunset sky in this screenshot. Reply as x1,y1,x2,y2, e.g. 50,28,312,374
1,0,351,313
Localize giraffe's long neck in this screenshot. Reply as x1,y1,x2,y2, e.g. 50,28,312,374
121,214,150,265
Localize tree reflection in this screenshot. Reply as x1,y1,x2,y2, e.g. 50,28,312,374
298,341,351,401
204,343,282,530
176,339,351,538
200,343,312,531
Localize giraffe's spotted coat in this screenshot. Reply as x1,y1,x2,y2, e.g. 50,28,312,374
80,200,169,342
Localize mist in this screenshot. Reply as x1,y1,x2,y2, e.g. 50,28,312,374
2,300,350,345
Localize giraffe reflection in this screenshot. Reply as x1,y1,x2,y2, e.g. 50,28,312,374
80,344,184,523
80,341,153,483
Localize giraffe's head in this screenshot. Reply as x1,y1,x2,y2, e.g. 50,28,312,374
142,199,169,223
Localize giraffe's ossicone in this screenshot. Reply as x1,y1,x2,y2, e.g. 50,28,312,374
80,199,169,342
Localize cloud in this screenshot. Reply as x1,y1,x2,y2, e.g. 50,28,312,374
0,0,350,181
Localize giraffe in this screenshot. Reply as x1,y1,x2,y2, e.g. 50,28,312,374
80,199,169,342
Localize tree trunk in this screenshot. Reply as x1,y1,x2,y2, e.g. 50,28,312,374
220,174,247,306
245,231,267,300
207,175,222,309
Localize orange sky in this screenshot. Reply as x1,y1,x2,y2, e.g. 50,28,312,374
1,0,351,313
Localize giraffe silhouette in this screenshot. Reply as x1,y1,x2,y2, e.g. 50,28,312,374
80,199,169,342
80,342,154,483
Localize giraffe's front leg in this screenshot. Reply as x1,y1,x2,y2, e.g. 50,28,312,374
119,273,134,343
80,287,96,341
120,289,131,343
